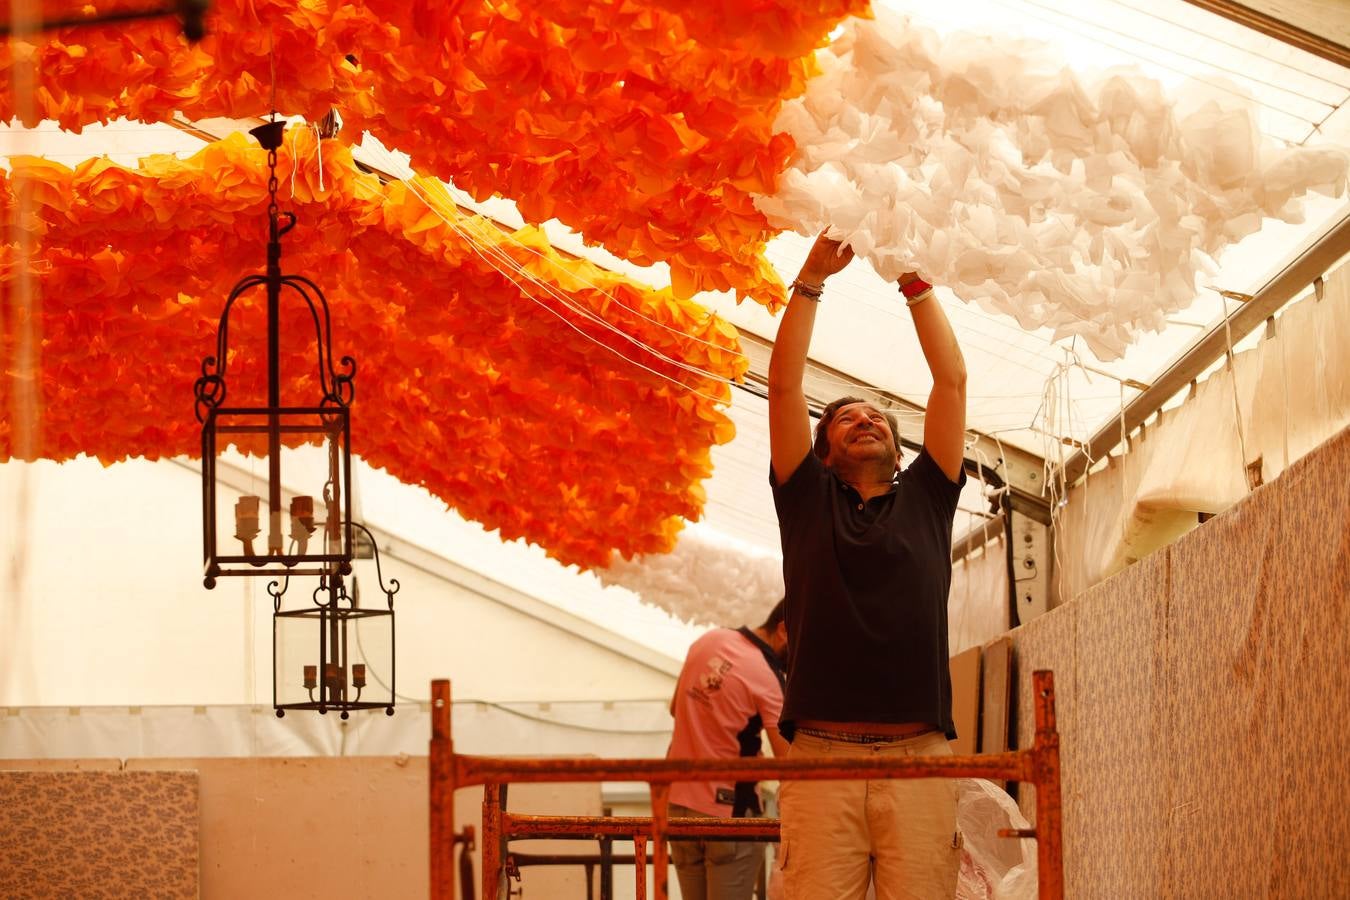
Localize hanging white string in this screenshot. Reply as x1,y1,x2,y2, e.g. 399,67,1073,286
390,175,735,405
1217,291,1254,489
314,124,325,192
287,123,329,199
289,124,300,198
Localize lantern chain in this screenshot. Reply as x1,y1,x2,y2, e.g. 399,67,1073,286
266,144,280,226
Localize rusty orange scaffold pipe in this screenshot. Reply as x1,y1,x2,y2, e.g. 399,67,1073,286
649,784,670,900
501,813,781,841
430,680,454,900
633,835,647,900
1033,671,1063,900
481,784,504,900
456,751,1028,786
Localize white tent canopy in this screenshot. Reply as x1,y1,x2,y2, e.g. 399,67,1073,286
2,0,1347,666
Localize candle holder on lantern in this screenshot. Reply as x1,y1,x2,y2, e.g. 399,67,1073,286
272,522,398,718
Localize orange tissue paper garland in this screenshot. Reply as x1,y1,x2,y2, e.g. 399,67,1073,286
0,128,747,568
0,0,866,308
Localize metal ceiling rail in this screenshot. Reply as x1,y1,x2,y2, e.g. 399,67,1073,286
1059,213,1350,486
1179,0,1350,69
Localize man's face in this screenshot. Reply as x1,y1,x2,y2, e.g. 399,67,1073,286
824,402,899,468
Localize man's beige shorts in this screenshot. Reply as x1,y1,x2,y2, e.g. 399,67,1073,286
776,729,961,900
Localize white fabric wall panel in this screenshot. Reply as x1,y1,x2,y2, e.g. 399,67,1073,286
1056,257,1350,600
947,533,1009,655
0,459,680,708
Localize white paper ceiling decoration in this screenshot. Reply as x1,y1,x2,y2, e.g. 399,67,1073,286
754,10,1349,360
599,525,784,628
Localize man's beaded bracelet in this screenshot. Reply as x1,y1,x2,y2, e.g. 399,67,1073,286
792,279,824,300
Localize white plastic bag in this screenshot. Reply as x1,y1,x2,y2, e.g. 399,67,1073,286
956,778,1038,900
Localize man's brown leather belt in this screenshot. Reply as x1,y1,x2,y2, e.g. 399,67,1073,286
796,724,938,744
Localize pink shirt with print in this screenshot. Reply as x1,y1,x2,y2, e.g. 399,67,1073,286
666,628,784,816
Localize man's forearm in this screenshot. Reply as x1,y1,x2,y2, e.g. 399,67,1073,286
767,287,819,396
900,277,966,388
769,237,852,482
770,239,852,391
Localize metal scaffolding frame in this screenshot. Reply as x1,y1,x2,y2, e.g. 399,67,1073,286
429,671,1065,900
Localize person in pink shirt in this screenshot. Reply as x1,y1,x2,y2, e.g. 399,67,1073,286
666,601,790,900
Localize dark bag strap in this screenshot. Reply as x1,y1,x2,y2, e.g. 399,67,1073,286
729,628,787,818
736,627,786,690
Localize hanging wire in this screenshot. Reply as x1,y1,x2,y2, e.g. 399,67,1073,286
358,140,752,366
986,0,1332,140
392,177,737,406
1102,0,1350,93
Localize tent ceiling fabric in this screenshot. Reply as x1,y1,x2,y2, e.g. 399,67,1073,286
3,0,1348,582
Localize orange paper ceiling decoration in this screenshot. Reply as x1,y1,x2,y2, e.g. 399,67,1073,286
0,0,867,305
0,129,746,568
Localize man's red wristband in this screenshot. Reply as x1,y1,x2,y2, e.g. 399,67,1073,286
899,278,933,299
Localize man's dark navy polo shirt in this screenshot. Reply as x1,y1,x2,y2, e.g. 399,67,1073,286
770,448,965,741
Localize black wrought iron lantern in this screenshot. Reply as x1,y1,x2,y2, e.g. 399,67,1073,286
194,120,355,588
272,523,398,718
195,120,397,718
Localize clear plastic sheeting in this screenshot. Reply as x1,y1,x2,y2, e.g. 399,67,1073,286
754,9,1349,359
957,778,1038,900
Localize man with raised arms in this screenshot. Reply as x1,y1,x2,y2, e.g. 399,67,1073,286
767,233,968,900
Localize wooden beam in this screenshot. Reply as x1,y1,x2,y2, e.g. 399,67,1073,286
1179,0,1350,68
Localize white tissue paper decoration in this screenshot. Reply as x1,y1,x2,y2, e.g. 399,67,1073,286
598,525,784,627
754,11,1349,360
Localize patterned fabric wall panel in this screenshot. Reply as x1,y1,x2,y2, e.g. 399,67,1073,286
1070,549,1170,899
1009,600,1078,829
1263,427,1350,894
1162,455,1298,898
0,770,198,899
1006,426,1349,899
